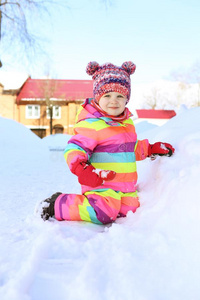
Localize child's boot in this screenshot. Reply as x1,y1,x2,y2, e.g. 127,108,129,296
41,192,61,220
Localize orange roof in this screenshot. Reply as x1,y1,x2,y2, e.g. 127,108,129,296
16,78,93,104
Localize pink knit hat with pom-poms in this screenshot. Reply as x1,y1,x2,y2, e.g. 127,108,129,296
86,61,136,103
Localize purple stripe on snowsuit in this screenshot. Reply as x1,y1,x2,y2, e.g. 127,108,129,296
88,197,114,224
68,140,93,156
58,194,68,220
94,142,136,153
93,111,103,118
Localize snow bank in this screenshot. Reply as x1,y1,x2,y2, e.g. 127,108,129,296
42,133,71,151
135,120,158,134
0,107,200,300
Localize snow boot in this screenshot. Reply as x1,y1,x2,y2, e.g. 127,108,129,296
41,192,62,220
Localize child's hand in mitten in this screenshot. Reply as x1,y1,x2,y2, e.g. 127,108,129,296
73,161,116,187
148,142,175,159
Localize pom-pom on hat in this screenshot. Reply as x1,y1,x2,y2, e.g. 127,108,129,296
86,61,136,103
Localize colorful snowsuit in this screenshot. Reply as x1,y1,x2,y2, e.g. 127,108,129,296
54,98,149,224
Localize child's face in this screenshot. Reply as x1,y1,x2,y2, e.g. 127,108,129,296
99,92,127,116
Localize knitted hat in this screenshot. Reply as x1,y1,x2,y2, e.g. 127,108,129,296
86,61,136,103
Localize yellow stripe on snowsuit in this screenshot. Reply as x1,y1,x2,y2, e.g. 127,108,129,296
91,162,137,173
78,197,92,222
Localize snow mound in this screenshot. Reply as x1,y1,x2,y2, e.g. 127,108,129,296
0,108,200,300
135,120,158,134
42,133,71,151
0,117,49,175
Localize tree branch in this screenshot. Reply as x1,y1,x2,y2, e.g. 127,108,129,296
0,1,20,7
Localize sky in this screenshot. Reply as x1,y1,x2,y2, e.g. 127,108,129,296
1,0,200,84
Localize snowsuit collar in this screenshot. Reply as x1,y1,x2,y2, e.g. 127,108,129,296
76,98,133,126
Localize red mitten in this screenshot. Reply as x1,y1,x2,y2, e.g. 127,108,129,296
73,161,116,187
148,142,175,159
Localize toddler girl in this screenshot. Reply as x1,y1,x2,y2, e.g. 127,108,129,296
40,61,174,224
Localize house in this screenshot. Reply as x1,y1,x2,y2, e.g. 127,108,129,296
16,78,93,137
0,75,177,138
133,109,176,126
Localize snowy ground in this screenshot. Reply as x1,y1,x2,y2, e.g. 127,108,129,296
0,106,200,300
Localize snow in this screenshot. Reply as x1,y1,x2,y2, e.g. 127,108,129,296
0,71,28,90
1,107,200,300
135,120,158,134
42,133,72,151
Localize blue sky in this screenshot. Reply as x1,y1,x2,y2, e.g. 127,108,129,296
2,0,200,84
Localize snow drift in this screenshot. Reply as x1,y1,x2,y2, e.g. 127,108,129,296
0,107,200,300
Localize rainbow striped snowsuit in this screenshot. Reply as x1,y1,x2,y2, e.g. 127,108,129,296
55,98,149,224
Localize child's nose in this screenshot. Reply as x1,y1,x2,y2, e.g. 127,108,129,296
111,96,118,102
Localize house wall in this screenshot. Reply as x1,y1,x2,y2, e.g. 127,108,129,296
0,91,17,120
16,101,82,137
67,102,80,135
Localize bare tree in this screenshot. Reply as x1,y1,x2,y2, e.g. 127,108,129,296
0,0,113,69
35,79,65,135
143,87,160,109
170,61,200,106
99,0,113,9
0,1,69,68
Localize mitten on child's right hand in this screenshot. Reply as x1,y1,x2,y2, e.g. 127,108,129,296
148,142,175,159
72,161,116,187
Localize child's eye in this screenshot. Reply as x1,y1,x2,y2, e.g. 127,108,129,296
117,95,125,98
104,94,110,98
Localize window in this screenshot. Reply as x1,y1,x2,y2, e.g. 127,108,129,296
46,106,61,119
26,105,40,119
